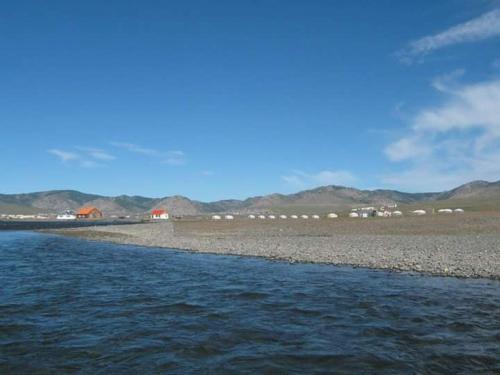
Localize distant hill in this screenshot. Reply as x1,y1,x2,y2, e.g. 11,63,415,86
1,180,499,216
436,180,500,200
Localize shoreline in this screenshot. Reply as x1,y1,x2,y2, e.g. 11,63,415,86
46,230,499,280
44,215,500,280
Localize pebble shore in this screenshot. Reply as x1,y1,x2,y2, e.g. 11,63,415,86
48,215,500,279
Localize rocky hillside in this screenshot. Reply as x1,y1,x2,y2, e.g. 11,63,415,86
152,196,206,217
1,180,499,216
436,180,500,200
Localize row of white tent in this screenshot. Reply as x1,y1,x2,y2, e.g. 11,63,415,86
411,208,465,215
211,214,336,220
248,214,327,220
211,208,465,220
437,208,465,214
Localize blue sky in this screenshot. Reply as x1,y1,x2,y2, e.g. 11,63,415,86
1,0,500,201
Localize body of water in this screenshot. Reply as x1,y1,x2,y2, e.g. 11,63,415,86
0,231,498,373
0,220,140,231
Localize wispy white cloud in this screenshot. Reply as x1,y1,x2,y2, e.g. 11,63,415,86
90,150,115,161
383,73,500,191
111,142,187,166
47,148,103,168
48,149,79,162
282,169,357,189
384,136,431,162
79,160,101,168
398,9,500,63
163,150,186,166
201,170,214,176
76,147,116,161
430,69,465,93
110,142,160,156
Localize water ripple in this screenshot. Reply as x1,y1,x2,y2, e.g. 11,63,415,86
1,231,499,373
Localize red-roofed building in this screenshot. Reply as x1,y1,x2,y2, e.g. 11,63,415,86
151,209,169,220
76,206,103,219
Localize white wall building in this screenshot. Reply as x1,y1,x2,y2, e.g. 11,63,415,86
151,209,169,220
57,211,76,220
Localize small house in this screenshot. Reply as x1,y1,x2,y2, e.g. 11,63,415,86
76,207,102,219
151,209,169,220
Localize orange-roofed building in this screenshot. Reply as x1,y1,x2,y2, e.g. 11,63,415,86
76,206,103,219
151,209,169,220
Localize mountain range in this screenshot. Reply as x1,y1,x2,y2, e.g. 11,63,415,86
1,180,499,216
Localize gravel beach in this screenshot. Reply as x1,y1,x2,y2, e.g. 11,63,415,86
48,213,500,279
